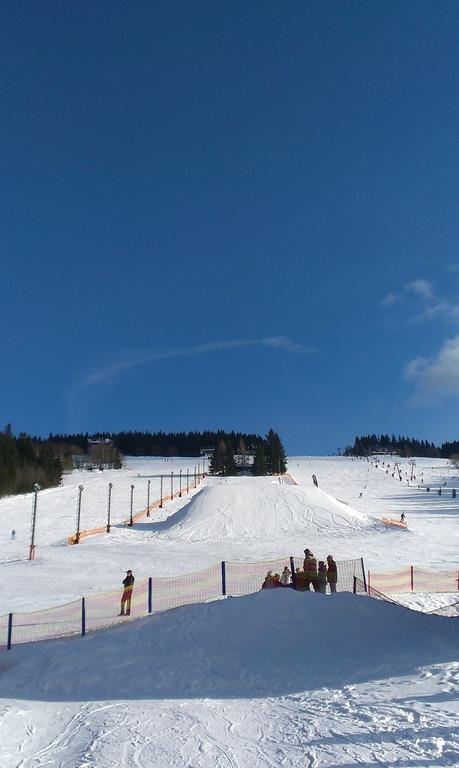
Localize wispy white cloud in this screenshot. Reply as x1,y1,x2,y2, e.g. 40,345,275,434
76,336,312,391
405,335,459,401
381,292,398,306
406,279,434,300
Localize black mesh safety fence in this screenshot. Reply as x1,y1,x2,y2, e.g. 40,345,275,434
6,556,456,650
291,556,364,594
85,578,150,632
429,601,459,618
354,577,459,619
9,599,82,646
152,564,222,612
226,558,293,596
0,613,10,651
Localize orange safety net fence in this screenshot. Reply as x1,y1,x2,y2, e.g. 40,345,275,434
368,566,459,594
68,474,204,544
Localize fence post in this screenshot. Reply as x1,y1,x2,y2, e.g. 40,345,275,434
410,565,414,591
81,597,86,637
367,570,371,595
148,577,153,614
353,576,357,594
7,613,12,650
221,561,226,596
360,557,367,592
290,556,296,589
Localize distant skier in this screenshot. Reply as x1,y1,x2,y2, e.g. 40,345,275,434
312,474,318,488
326,555,338,593
400,513,406,524
119,570,135,616
10,529,16,540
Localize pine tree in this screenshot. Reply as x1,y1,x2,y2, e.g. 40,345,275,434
252,442,267,475
223,441,237,476
264,429,288,475
209,440,226,475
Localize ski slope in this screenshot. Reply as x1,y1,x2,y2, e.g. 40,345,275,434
0,455,458,766
0,589,458,767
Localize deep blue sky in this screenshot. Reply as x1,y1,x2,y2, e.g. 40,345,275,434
2,1,458,453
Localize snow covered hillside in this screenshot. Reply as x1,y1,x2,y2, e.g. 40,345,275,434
0,589,458,767
0,455,458,767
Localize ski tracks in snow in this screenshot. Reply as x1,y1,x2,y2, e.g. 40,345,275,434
1,662,458,768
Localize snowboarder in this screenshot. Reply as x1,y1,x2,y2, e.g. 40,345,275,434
119,570,135,616
400,513,406,524
326,555,338,593
303,549,318,591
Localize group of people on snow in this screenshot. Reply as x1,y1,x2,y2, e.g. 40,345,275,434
261,550,338,594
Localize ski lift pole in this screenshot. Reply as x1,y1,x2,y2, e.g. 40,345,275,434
29,482,41,560
106,482,112,533
147,479,151,517
75,485,84,543
179,469,182,497
129,484,134,526
160,475,163,508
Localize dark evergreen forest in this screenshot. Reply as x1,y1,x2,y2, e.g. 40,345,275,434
48,430,264,457
345,434,454,458
0,426,62,497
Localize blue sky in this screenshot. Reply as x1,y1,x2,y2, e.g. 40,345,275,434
1,1,458,454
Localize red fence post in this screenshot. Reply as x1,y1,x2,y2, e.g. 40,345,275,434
410,565,414,591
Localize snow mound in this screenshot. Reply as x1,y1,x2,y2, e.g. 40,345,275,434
151,477,371,542
1,590,457,701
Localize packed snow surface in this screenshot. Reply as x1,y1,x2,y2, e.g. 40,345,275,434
0,590,458,766
0,455,458,766
154,477,370,542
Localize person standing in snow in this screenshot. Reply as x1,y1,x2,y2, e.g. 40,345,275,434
119,569,135,616
262,571,274,589
11,529,16,540
272,573,282,588
326,555,338,593
280,566,291,586
316,562,327,594
303,549,318,591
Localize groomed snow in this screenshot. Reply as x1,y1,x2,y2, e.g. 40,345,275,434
0,590,458,766
0,455,458,766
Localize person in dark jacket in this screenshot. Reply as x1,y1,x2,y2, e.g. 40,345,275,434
316,561,327,594
303,549,318,591
262,571,274,589
272,573,282,588
326,555,338,593
119,570,135,616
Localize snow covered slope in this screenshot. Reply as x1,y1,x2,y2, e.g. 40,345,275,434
0,589,457,767
153,476,370,542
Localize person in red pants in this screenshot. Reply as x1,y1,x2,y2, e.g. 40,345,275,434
120,570,135,616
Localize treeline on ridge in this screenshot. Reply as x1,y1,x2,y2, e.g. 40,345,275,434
48,430,265,457
345,434,456,458
209,429,287,476
0,425,62,497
